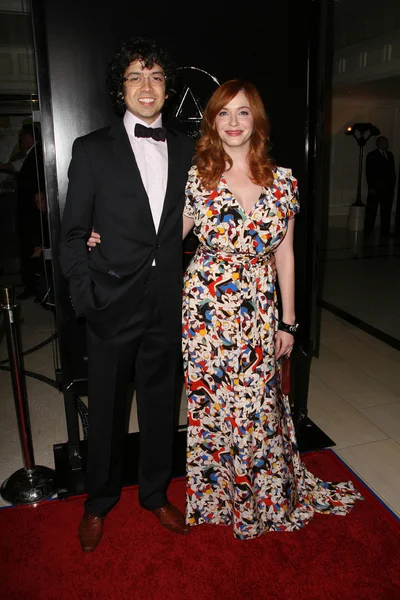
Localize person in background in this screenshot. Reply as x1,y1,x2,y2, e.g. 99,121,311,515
13,124,46,300
0,131,29,175
364,135,396,244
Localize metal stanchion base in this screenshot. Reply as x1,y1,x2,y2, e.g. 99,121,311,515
1,466,57,505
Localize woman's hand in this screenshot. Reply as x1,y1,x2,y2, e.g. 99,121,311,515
87,230,101,249
275,330,294,360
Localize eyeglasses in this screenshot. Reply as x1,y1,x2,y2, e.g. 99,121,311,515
123,73,166,87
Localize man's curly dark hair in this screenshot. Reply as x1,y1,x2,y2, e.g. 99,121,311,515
107,37,176,116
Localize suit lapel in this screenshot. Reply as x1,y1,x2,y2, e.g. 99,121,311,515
158,128,182,232
110,121,156,234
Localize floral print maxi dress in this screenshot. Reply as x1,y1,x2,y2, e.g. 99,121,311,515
182,165,362,540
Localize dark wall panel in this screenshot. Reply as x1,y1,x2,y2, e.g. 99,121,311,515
32,0,324,429
40,1,308,214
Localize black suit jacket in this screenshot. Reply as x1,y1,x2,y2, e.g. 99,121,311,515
60,119,194,340
366,148,396,193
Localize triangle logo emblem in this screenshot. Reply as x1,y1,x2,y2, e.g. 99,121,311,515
175,86,203,121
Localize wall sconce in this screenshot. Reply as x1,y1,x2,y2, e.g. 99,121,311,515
345,122,380,206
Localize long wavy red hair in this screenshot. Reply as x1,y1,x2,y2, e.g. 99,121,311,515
195,80,275,190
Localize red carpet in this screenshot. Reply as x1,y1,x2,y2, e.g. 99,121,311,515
1,450,399,600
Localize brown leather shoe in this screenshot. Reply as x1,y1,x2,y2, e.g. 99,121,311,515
150,502,190,534
78,513,105,552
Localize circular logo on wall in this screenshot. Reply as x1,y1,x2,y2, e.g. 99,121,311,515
165,66,220,139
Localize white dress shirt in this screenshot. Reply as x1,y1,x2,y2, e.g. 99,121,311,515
123,110,168,234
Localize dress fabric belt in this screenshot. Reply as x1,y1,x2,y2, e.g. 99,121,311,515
192,245,277,393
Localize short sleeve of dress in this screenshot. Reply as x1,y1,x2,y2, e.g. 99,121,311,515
285,169,300,220
183,165,199,219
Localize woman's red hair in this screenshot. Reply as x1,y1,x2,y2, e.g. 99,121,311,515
195,80,275,190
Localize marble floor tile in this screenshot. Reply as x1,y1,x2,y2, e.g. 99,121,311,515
126,386,188,432
348,330,400,361
179,407,188,427
336,439,400,517
310,354,347,381
360,403,400,445
309,360,400,409
308,381,389,449
325,319,400,360
308,373,327,393
317,318,361,347
321,255,400,341
325,337,400,380
313,342,344,366
374,372,400,397
320,308,338,323
127,391,139,433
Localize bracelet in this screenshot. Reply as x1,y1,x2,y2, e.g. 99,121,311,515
278,321,299,335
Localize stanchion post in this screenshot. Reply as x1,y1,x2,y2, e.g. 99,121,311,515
0,285,57,504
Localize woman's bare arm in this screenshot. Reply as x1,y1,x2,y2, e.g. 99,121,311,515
183,215,194,240
274,219,296,358
274,219,296,324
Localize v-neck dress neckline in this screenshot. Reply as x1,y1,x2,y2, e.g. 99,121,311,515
219,175,266,219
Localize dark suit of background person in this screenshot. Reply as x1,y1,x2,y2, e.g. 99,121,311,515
15,125,47,299
364,136,396,243
59,38,193,551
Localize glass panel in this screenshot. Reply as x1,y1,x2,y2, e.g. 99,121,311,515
0,0,58,359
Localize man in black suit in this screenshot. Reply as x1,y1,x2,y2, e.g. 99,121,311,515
60,38,193,551
364,136,396,243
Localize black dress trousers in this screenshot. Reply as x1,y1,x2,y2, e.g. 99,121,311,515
84,271,182,516
364,189,394,240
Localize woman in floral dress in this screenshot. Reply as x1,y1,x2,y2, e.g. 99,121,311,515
182,80,362,540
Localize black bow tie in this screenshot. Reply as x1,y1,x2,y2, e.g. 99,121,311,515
134,123,166,142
